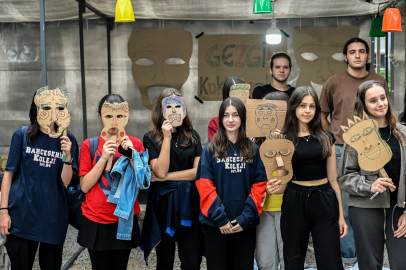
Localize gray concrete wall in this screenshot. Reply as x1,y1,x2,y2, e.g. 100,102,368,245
0,15,403,155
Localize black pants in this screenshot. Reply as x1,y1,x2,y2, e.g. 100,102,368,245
349,205,406,270
202,224,256,270
155,199,204,270
5,234,63,270
88,249,131,270
280,182,343,270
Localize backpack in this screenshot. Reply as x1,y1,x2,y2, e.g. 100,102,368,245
67,136,99,230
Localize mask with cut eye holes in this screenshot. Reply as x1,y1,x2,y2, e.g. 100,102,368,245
341,111,392,172
162,96,187,127
260,134,295,184
34,86,70,138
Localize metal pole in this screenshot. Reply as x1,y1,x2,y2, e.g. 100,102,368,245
106,18,113,94
39,0,47,86
385,34,389,83
79,0,88,139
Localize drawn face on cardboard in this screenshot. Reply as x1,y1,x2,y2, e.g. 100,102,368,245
162,96,187,127
294,26,359,96
128,27,193,110
230,84,250,105
260,136,295,184
34,87,70,138
100,101,129,141
255,103,278,135
342,113,392,172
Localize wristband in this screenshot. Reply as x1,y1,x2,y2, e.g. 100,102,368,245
0,208,9,211
63,158,73,165
403,210,406,214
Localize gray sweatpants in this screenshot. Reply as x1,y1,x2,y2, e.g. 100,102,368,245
255,211,284,270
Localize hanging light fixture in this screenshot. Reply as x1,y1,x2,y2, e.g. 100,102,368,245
115,0,135,22
266,3,281,44
382,2,402,32
369,4,386,37
253,0,273,14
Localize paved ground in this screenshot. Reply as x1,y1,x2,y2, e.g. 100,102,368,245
31,224,390,269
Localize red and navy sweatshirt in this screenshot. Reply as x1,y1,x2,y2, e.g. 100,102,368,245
196,142,267,229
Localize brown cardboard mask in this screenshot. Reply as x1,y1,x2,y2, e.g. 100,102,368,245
162,96,187,127
260,134,295,184
246,100,287,137
341,112,392,172
100,101,130,142
128,27,193,110
230,84,250,105
294,26,359,96
34,86,70,138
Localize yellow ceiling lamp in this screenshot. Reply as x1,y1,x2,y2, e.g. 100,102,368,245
115,0,135,22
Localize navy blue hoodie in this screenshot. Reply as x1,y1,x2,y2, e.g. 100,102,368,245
196,142,267,229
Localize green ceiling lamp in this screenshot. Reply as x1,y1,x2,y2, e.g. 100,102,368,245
253,0,273,14
369,16,386,37
369,3,386,37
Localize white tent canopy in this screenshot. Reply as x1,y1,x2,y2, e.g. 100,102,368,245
0,0,395,22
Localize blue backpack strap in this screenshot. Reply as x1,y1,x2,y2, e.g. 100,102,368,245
89,136,99,163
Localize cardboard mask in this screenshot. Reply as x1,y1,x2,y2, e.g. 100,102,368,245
34,86,70,138
260,134,295,184
100,101,130,142
341,112,392,172
230,84,250,105
246,100,287,137
128,27,193,110
162,96,187,127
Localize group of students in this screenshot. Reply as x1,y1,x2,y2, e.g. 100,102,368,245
0,36,405,270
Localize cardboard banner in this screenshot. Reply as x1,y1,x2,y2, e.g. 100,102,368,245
230,84,250,105
198,34,287,101
246,99,287,137
294,26,359,96
260,134,295,184
128,27,193,110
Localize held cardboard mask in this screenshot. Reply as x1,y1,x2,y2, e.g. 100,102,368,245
162,96,187,127
230,84,250,105
246,100,287,137
341,111,392,172
34,86,70,138
100,101,130,142
260,134,295,184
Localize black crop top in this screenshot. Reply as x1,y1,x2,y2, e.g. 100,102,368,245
291,131,336,181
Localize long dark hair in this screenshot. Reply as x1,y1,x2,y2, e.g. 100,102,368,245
343,37,370,71
354,80,403,147
209,97,255,163
282,86,332,159
222,76,245,100
150,88,195,149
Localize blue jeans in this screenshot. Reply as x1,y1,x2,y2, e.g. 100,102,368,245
336,145,356,261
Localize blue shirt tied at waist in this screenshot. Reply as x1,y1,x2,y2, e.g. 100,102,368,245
140,181,195,264
108,149,150,240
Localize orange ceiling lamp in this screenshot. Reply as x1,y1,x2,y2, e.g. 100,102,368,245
382,2,402,32
115,0,135,22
